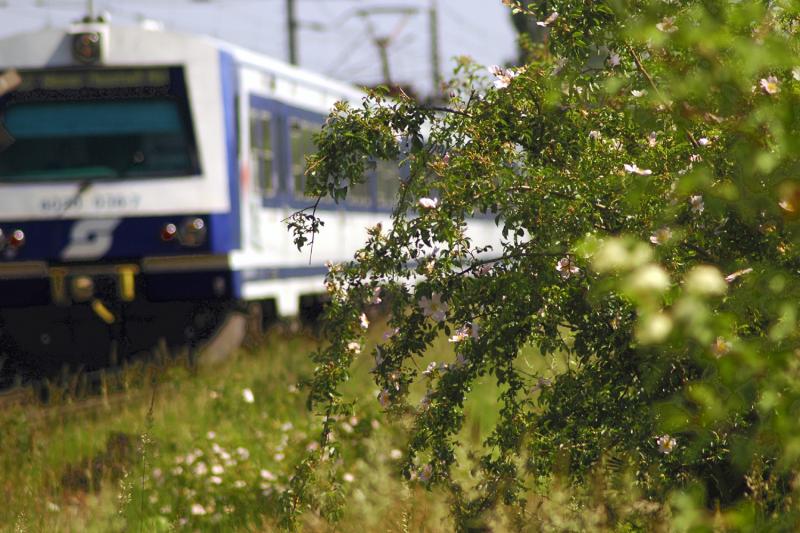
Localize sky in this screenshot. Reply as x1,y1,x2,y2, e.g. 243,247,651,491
0,0,518,95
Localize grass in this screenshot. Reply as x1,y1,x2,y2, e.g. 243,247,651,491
0,321,663,532
0,327,463,532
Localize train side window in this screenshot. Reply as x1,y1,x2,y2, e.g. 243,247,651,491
376,159,400,208
290,118,319,199
250,110,274,197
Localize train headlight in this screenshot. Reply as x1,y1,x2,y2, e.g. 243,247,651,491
178,217,207,247
71,275,94,302
8,229,24,249
160,222,178,241
72,32,102,64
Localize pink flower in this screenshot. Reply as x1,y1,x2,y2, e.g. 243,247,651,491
760,76,780,95
556,257,580,280
489,65,518,89
419,293,448,322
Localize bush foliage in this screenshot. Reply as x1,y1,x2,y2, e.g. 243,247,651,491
287,0,800,529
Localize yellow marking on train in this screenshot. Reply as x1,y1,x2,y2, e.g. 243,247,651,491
91,299,115,324
116,265,138,301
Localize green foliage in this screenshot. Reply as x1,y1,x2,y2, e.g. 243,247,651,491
288,0,800,529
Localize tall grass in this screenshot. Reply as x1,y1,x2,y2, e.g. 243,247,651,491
0,325,667,531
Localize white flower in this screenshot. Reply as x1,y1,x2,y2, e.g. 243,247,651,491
281,422,293,432
698,137,710,146
624,163,653,176
647,131,658,147
656,16,678,33
608,52,620,67
347,341,361,354
211,464,224,475
193,462,208,476
378,388,391,408
206,431,216,440
260,469,277,481
760,76,780,95
536,11,558,27
210,476,223,485
191,503,207,516
649,227,673,245
684,265,727,296
419,293,449,322
711,337,731,358
423,362,438,377
631,89,647,98
242,388,255,404
274,452,285,462
556,256,580,280
234,480,246,489
690,194,704,214
343,473,355,483
389,449,403,460
236,447,250,460
489,64,518,89
359,313,369,330
418,197,439,209
656,434,677,454
588,130,602,140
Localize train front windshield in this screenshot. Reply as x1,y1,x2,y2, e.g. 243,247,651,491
0,66,200,181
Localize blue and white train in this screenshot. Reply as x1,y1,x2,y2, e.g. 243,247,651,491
0,17,403,377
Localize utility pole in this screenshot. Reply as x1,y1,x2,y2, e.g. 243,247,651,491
429,0,441,95
286,0,298,65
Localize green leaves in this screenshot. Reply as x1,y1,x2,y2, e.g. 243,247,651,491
285,0,800,528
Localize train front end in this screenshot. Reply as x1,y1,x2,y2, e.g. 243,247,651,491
0,21,241,379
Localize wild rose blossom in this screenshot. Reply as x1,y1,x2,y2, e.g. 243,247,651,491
347,341,361,355
624,163,653,175
418,197,439,209
656,16,678,33
419,293,449,322
488,65,517,89
556,257,580,280
656,434,677,454
760,76,780,95
650,227,673,246
690,194,704,214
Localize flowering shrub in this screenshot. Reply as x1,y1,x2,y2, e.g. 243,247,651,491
287,0,800,529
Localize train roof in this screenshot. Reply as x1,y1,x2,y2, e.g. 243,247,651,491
0,21,365,104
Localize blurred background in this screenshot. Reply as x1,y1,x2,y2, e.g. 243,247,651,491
0,0,518,97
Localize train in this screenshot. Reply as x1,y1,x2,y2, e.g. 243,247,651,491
0,16,403,379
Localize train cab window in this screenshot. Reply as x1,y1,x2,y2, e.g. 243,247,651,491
290,118,319,199
249,110,274,197
376,159,400,208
